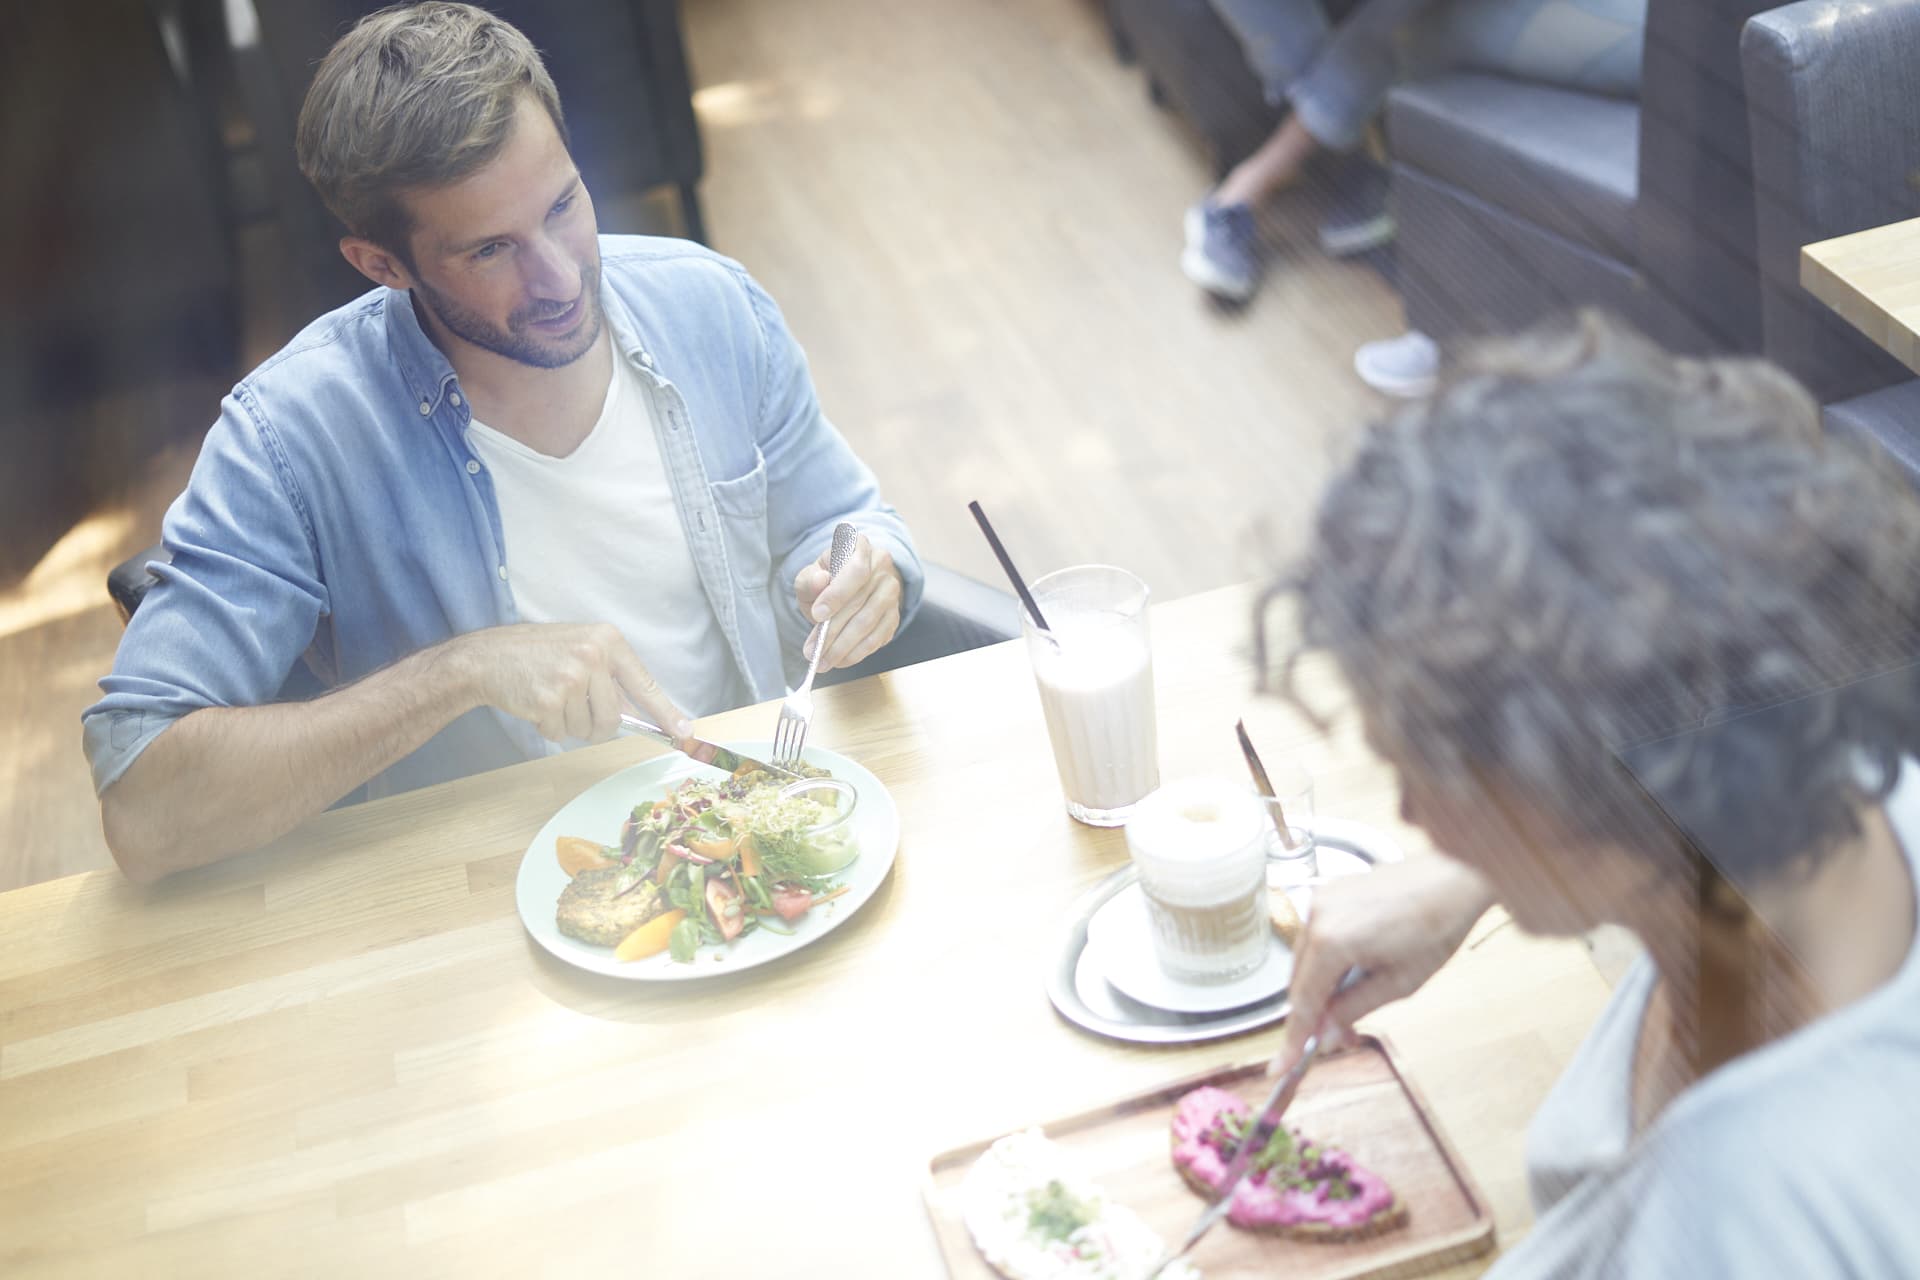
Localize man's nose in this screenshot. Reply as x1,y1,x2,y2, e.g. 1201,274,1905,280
523,236,581,301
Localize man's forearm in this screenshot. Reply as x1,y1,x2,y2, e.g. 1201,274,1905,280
101,639,481,882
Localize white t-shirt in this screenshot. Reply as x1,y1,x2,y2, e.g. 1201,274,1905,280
1488,761,1920,1277
465,350,745,722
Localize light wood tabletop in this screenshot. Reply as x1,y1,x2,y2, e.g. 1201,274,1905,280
0,585,1614,1277
1801,216,1920,375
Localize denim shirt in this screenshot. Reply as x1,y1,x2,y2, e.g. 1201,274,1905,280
84,235,923,800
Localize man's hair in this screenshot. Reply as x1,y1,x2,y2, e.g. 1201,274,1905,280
295,1,567,257
1269,310,1920,883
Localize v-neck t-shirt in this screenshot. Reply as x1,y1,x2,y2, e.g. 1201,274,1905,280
1487,762,1920,1277
465,349,745,722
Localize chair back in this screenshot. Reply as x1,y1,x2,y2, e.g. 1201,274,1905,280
1632,0,1785,356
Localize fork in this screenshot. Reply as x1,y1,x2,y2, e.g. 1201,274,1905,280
772,522,857,770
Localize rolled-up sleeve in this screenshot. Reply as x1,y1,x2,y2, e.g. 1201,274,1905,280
82,387,328,794
744,273,925,664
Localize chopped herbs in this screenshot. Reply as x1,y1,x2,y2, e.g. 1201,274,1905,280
1024,1179,1094,1242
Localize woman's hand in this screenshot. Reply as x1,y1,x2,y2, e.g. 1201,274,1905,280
1272,856,1495,1072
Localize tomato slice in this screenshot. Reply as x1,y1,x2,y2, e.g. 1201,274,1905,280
770,882,813,922
705,877,747,941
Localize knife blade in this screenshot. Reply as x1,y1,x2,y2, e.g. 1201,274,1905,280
1149,966,1363,1277
1158,1033,1322,1271
617,714,801,781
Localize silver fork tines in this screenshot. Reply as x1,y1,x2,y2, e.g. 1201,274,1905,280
772,522,856,770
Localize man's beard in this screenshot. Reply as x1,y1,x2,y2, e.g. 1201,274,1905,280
414,258,604,370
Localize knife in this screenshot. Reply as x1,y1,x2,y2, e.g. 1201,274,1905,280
1148,966,1363,1277
617,714,801,780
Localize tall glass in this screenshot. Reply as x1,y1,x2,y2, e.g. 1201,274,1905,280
1022,565,1160,826
1126,778,1271,983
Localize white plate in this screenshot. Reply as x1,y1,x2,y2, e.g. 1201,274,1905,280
1083,882,1294,1014
513,742,900,980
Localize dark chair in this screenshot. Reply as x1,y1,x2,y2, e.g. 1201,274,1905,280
1387,0,1779,354
109,545,1022,676
1741,0,1920,482
230,0,708,318
817,563,1024,687
1,1,239,576
1105,0,1286,179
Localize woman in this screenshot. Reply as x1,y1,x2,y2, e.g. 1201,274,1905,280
1265,312,1920,1272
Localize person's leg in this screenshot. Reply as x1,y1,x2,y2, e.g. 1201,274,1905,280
1283,0,1444,153
1185,1,1335,300
1206,0,1331,106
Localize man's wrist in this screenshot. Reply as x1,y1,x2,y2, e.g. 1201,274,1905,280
418,631,484,717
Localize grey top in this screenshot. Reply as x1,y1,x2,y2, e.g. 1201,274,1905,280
1487,764,1920,1278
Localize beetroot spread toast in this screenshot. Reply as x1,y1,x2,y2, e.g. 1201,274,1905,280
1170,1086,1410,1242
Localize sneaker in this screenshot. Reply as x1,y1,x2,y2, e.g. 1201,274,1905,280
1317,157,1395,258
1181,199,1260,302
1354,330,1440,398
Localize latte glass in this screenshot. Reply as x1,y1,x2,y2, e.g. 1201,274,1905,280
1125,778,1271,984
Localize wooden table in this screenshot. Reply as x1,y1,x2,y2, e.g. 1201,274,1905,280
1802,216,1920,373
0,585,1613,1276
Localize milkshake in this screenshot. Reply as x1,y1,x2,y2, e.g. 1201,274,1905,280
1023,566,1159,825
1126,778,1271,984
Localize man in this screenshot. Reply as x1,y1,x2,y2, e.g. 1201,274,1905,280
84,2,922,883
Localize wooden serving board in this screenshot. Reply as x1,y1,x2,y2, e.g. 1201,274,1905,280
924,1035,1494,1280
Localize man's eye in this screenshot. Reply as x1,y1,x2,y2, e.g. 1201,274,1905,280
473,242,503,261
551,196,574,216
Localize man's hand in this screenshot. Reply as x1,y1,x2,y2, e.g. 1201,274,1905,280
793,532,903,671
448,622,690,743
1272,856,1495,1072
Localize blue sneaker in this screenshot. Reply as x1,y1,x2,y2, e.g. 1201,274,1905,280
1181,199,1260,302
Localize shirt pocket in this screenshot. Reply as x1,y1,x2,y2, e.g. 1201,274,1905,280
708,450,772,596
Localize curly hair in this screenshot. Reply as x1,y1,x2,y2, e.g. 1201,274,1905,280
1271,312,1920,881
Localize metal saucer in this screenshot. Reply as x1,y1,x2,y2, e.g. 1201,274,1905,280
1046,819,1404,1045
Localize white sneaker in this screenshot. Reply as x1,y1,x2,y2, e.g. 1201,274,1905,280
1354,330,1439,398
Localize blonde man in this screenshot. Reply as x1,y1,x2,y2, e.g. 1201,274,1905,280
86,3,921,882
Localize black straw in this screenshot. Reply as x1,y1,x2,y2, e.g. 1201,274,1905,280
967,500,1052,633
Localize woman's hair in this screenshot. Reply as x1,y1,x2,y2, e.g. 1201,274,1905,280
1271,311,1920,881
295,2,567,258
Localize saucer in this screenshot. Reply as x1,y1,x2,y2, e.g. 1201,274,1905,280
1083,883,1294,1014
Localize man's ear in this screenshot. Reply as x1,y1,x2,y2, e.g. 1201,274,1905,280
339,237,416,290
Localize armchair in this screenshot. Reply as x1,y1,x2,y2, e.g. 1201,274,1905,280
1741,0,1920,481
1387,0,1779,355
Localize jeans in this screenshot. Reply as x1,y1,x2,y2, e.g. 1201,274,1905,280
1208,0,1647,150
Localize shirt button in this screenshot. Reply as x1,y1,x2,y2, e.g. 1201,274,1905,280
450,392,463,407
466,459,481,475
640,351,654,368
498,565,509,581
418,401,431,416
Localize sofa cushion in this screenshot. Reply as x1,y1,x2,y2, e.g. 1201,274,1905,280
1388,72,1639,262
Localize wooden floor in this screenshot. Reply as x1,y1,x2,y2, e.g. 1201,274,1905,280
0,0,1401,892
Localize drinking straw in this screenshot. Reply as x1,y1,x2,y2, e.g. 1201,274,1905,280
967,500,1053,633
